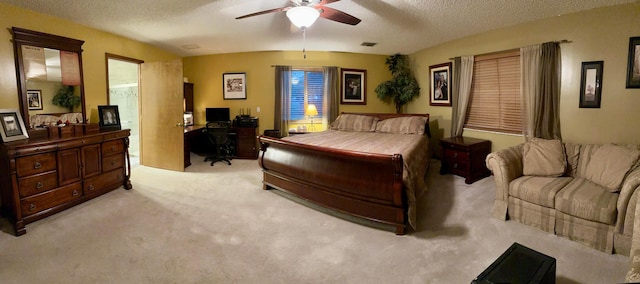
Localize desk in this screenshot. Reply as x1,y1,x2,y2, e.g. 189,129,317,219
183,124,259,168
184,124,205,168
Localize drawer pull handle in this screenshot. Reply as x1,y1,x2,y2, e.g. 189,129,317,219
117,174,123,180
72,190,79,196
111,160,117,166
111,146,117,152
453,153,458,158
453,163,458,168
34,162,42,169
36,182,43,189
88,184,95,191
29,204,36,211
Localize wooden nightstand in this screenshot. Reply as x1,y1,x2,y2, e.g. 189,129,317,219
440,136,492,184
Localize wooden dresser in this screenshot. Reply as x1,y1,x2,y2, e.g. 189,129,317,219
0,129,131,236
440,136,492,184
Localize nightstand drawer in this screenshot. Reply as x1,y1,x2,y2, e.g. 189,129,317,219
440,136,491,184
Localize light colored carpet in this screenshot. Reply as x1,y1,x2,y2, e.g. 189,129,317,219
0,154,629,283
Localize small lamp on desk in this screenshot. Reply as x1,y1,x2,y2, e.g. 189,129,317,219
305,104,318,132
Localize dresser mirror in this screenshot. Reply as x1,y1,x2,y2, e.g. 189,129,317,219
11,27,87,130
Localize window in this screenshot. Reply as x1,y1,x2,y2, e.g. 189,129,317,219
464,50,522,134
290,69,325,121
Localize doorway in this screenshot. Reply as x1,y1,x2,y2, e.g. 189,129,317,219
106,54,143,168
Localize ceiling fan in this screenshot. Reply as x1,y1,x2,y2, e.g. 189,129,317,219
236,0,361,27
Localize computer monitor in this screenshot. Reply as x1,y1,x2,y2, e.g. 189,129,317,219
206,107,230,122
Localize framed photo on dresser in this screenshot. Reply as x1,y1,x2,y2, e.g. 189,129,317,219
0,109,29,142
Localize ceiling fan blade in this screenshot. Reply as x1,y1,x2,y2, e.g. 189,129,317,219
318,0,340,5
318,6,361,25
235,7,288,20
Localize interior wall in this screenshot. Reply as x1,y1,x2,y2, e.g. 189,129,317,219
0,3,180,123
407,2,640,153
183,51,395,134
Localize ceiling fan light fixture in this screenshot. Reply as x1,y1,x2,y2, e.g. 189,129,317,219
286,6,320,28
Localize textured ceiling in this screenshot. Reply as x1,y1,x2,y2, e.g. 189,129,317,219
1,0,635,57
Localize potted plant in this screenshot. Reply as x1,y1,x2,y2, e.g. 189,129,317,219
52,85,81,113
375,54,421,113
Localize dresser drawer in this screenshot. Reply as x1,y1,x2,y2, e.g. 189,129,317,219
102,154,123,172
18,171,58,197
83,168,125,195
57,135,103,150
20,182,82,217
16,153,57,177
102,140,124,156
444,149,470,171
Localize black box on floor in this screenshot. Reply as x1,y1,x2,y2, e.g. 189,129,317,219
472,242,556,284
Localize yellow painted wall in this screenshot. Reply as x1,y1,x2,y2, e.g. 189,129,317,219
183,51,395,134
0,3,180,121
408,2,640,153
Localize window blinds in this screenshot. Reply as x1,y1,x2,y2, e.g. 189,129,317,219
464,50,522,134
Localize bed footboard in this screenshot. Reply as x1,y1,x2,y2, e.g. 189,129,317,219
258,135,407,234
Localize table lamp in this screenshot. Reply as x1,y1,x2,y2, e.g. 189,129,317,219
305,104,318,131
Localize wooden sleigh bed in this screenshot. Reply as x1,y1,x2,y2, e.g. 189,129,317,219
258,113,431,235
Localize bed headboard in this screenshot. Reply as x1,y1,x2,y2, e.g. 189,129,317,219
340,112,431,138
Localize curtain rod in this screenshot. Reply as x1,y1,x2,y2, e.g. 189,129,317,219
270,65,339,68
448,39,571,60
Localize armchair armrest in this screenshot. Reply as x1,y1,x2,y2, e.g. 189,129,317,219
485,144,524,220
626,190,640,282
616,168,640,234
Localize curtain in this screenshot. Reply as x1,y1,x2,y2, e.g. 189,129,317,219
323,66,340,124
450,56,474,137
274,65,291,137
520,44,541,140
535,42,562,139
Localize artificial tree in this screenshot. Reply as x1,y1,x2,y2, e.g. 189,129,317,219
52,85,81,113
375,53,421,113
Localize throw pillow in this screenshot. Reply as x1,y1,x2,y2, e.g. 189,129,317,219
330,114,378,132
522,138,566,177
583,144,640,192
375,116,427,135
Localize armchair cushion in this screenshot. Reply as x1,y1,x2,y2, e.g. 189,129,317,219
522,138,566,177
583,144,640,192
555,178,619,225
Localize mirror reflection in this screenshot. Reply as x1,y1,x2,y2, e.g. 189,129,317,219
21,45,83,128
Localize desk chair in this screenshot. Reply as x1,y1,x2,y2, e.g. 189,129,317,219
203,121,233,166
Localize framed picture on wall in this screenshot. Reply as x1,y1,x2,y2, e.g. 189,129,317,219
429,62,452,106
223,72,247,99
340,68,366,104
626,36,640,88
579,61,603,108
27,90,43,110
0,109,29,142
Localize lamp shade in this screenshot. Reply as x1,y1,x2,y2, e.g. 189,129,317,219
286,6,320,28
305,104,318,116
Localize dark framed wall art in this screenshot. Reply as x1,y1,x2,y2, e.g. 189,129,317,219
429,62,452,106
27,90,43,110
579,61,603,108
223,72,247,99
340,68,366,104
626,36,640,88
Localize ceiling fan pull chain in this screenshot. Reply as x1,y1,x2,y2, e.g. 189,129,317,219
302,27,307,59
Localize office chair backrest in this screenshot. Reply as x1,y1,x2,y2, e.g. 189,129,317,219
206,121,231,145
